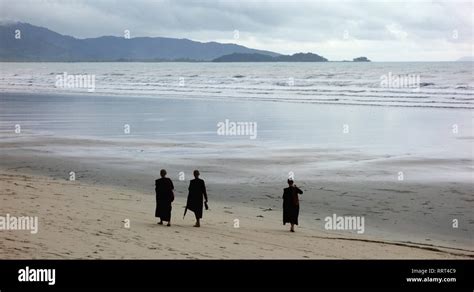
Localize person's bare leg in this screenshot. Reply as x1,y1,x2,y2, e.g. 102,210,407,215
194,214,200,227
167,220,171,227
158,219,163,225
290,223,295,232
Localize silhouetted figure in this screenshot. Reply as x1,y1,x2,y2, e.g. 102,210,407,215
282,179,303,232
185,170,208,227
155,169,174,226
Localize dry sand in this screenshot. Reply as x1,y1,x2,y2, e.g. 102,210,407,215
1,169,472,259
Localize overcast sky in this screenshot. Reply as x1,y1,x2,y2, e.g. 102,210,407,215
0,0,472,61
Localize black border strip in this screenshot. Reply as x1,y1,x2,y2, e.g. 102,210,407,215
0,259,472,289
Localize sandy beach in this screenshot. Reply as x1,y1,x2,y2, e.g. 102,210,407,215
1,92,473,259
1,168,473,259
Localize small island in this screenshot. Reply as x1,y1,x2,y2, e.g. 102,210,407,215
213,52,328,62
353,56,371,62
213,53,373,63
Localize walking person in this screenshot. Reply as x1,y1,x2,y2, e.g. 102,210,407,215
185,170,208,227
155,169,175,226
282,179,303,232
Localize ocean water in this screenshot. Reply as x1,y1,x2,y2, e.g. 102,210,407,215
0,62,473,171
0,62,473,108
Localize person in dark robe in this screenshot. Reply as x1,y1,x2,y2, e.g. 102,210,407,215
282,179,303,232
155,169,174,226
185,170,208,227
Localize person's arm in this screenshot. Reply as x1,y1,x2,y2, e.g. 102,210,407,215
202,180,208,202
170,179,175,191
295,186,303,194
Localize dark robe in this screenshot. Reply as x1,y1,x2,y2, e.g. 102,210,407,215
186,178,208,219
155,177,174,221
282,186,303,225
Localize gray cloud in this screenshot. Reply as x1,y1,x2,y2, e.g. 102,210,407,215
0,0,472,61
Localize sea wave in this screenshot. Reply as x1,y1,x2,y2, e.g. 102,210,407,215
1,62,473,109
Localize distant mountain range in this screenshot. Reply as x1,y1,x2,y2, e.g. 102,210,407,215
0,22,279,61
0,22,372,62
213,52,328,62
